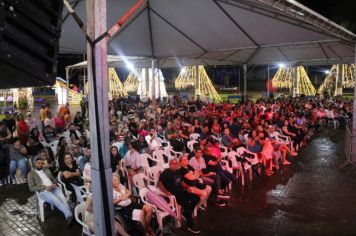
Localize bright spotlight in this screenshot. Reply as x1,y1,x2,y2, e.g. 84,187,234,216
126,62,135,71
181,67,186,73
278,63,286,68
324,70,330,75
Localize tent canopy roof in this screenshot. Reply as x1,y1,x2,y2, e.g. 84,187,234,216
60,0,356,67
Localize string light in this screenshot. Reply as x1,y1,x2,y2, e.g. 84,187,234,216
175,66,221,101
318,64,355,95
124,72,140,92
272,66,316,96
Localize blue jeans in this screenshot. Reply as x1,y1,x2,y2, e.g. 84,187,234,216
39,187,72,219
9,158,27,179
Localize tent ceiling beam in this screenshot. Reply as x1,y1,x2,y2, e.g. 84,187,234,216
218,49,241,61
109,7,147,42
277,47,289,61
150,8,207,53
246,47,260,64
147,1,156,58
62,0,81,23
213,0,260,47
327,46,343,60
319,43,330,59
219,0,355,44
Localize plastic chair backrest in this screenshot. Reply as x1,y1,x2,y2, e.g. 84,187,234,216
152,150,168,164
132,173,149,190
187,140,198,153
189,133,200,141
74,202,93,235
70,183,87,203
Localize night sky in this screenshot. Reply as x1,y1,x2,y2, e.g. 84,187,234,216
299,0,356,33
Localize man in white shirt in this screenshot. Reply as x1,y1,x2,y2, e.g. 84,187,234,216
145,128,162,152
27,157,73,224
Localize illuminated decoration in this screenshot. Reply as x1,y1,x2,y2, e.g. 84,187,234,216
271,67,293,89
0,88,33,110
175,67,196,90
0,88,33,111
341,64,355,88
84,68,128,100
55,77,83,105
137,68,168,99
318,64,355,96
272,66,316,96
124,71,140,92
175,66,221,102
108,68,128,99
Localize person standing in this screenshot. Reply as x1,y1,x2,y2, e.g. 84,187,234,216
3,111,16,135
39,104,47,134
0,121,11,185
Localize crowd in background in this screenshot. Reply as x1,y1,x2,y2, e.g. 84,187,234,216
0,94,352,235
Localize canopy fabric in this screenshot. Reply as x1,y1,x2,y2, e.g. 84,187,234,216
60,0,356,66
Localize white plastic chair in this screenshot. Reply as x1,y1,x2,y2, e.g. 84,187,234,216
326,111,339,129
139,153,160,175
163,146,183,159
152,150,170,166
146,165,164,186
35,191,54,222
271,131,294,151
187,140,198,153
147,185,182,228
74,202,94,236
227,151,245,186
139,187,170,232
189,133,200,141
211,135,222,143
132,173,149,191
57,171,72,201
50,140,59,157
219,145,229,159
70,183,88,204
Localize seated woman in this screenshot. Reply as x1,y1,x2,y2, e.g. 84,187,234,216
85,194,129,236
112,173,155,235
211,119,222,135
259,132,274,176
60,152,83,198
26,135,44,159
179,155,211,211
69,133,81,157
30,127,46,143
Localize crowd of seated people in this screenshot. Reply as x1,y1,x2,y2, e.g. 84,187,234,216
0,94,352,235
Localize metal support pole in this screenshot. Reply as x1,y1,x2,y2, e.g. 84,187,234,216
292,67,298,97
86,0,115,235
145,68,149,97
267,64,270,97
335,64,343,96
195,65,199,98
243,64,247,100
151,59,157,101
351,43,356,155
83,54,86,95
65,68,70,104
158,68,161,99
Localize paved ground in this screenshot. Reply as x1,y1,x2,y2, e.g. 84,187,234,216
1,128,356,236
